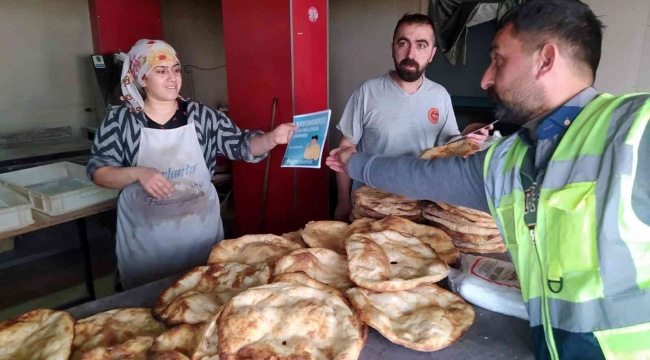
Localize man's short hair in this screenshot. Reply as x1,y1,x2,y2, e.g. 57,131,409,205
393,13,436,46
498,0,605,79
312,135,318,140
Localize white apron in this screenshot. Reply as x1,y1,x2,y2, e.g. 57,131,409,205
115,122,222,290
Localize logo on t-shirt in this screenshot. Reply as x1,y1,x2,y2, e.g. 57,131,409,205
428,108,439,124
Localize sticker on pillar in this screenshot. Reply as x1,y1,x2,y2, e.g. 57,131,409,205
92,55,106,69
281,109,331,168
308,7,319,22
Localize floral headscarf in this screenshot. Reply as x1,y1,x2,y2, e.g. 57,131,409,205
120,39,180,112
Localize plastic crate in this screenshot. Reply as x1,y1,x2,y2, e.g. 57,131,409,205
0,183,34,233
0,162,118,216
0,237,15,253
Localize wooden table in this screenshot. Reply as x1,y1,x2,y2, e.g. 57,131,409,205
0,200,118,308
0,174,233,309
0,200,117,240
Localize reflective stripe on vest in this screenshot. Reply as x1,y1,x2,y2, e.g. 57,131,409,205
483,93,650,360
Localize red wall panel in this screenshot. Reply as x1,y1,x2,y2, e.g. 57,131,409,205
89,0,163,54
222,0,297,235
292,0,330,227
223,0,329,236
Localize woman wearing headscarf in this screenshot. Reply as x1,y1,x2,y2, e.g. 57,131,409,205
87,39,296,289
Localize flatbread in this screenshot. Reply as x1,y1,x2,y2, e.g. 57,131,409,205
79,336,153,360
371,216,459,265
150,311,222,360
432,224,506,254
444,202,493,219
359,202,422,216
347,284,475,351
207,234,302,268
425,215,501,236
192,310,223,360
419,139,479,160
273,248,354,293
281,230,308,248
272,272,348,303
154,263,270,325
430,202,494,223
217,283,367,360
72,308,167,360
354,186,416,204
355,204,422,222
434,202,493,222
350,208,363,221
354,204,389,219
433,223,503,246
354,196,419,211
346,217,376,236
417,236,460,265
0,309,75,360
370,216,438,238
150,323,204,359
453,240,507,254
421,202,497,228
150,351,191,360
346,230,449,292
355,201,422,217
301,221,349,254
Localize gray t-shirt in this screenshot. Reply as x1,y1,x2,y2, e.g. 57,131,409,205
337,72,460,196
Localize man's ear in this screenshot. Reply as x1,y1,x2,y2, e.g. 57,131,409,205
536,43,557,79
429,46,437,63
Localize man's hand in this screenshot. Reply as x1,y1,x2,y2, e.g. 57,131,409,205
462,123,494,144
271,123,299,145
326,146,357,174
138,167,173,198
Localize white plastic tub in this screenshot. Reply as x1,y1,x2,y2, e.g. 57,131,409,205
0,183,34,233
0,162,118,216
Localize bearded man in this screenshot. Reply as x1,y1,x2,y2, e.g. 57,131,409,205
327,1,650,359
333,13,491,221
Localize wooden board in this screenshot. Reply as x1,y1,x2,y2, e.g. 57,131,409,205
0,200,117,239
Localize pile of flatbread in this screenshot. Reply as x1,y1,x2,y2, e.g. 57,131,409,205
347,140,484,225
422,201,506,254
422,140,505,253
342,216,475,351
351,186,421,222
0,217,477,359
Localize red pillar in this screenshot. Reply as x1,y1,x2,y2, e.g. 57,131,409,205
88,0,163,54
223,0,330,236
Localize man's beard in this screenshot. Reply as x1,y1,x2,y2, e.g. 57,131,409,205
487,85,544,126
394,58,426,82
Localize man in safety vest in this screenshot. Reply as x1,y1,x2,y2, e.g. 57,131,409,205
326,0,650,359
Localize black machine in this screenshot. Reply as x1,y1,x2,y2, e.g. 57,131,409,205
88,53,126,127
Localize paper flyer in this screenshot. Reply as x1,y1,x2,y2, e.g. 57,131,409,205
281,109,331,168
